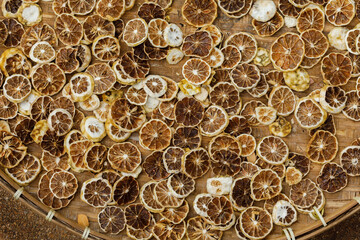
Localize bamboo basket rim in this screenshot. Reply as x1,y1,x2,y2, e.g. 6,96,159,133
1,168,359,240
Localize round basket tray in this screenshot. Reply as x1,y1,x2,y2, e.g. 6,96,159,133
1,0,360,239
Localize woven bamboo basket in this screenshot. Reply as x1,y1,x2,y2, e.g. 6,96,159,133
1,0,360,239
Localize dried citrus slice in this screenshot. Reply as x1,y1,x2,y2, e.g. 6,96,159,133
148,18,168,48
237,133,256,157
300,29,329,59
107,142,141,173
264,193,290,214
124,87,147,106
193,193,212,217
47,109,73,136
80,116,106,142
127,204,152,230
201,25,222,46
85,63,116,95
83,15,115,43
167,172,195,198
319,85,347,114
29,41,55,64
30,96,52,121
241,100,266,126
290,178,318,209
41,130,66,158
231,63,261,90
225,115,251,137
211,149,242,176
283,68,310,92
52,0,71,15
272,200,297,226
345,29,360,55
206,176,233,195
172,126,201,149
91,35,120,62
123,18,148,47
81,177,112,207
54,13,83,46
126,216,155,240
96,0,125,21
321,52,352,86
224,0,252,18
200,105,229,137
55,47,79,74
37,170,73,210
78,94,100,112
68,139,92,171
112,176,139,206
13,117,35,145
297,6,325,33
278,0,301,17
75,44,91,72
1,0,22,18
181,31,213,58
343,90,360,121
139,119,171,151
109,98,146,132
209,134,241,156
3,75,31,103
120,52,150,79
238,162,259,179
41,151,69,172
270,32,305,71
325,0,355,26
154,179,183,208
68,0,95,15
316,162,348,193
143,75,167,98
152,219,186,240
250,169,282,200
187,216,222,239
49,170,78,199
182,59,211,86
285,166,302,185
64,130,84,153
2,19,24,48
140,181,164,213
31,63,65,96
5,154,40,186
288,152,311,177
252,12,284,37
239,207,273,240
255,106,277,125
83,143,106,173
182,148,210,179
202,48,224,68
0,48,31,78
138,2,165,22
220,46,241,69
268,86,296,116
253,48,271,67
218,0,244,13
209,82,240,110
98,206,125,234
230,177,253,211
224,32,257,63
306,130,338,164
143,151,170,181
206,196,233,226
181,0,217,27
69,73,94,102
0,95,15,119
175,97,204,127
295,97,327,129
161,147,183,174
340,146,360,176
